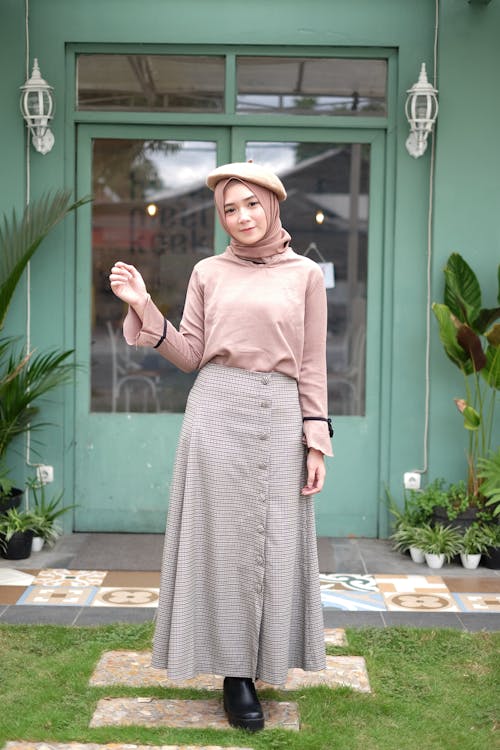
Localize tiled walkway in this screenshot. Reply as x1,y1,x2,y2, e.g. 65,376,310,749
1,536,499,744
0,534,499,629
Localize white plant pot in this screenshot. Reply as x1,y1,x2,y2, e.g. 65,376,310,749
460,553,481,570
410,546,425,564
31,536,44,552
425,553,445,569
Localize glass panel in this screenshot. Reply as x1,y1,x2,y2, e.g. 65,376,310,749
246,141,369,416
238,57,386,116
91,139,217,412
77,55,225,112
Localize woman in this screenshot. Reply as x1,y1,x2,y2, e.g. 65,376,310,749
109,161,333,732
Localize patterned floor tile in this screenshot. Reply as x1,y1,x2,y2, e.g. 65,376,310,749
324,627,348,645
0,585,28,604
5,743,254,750
17,585,98,606
321,590,386,611
89,649,369,692
452,593,500,612
319,573,378,592
443,576,500,593
0,568,36,586
89,697,299,730
374,574,448,594
102,570,161,587
91,587,159,607
375,574,458,612
33,569,107,587
384,592,458,612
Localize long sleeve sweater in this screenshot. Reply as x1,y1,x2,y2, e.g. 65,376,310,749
123,246,333,456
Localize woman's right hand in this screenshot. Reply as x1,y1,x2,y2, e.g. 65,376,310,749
109,261,149,315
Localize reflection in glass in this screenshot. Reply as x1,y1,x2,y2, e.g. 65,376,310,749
78,55,225,112
238,58,386,116
246,141,369,416
91,139,217,412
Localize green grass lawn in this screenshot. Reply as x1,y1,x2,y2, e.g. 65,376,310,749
0,623,498,750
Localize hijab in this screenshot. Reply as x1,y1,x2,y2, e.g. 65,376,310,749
214,178,291,260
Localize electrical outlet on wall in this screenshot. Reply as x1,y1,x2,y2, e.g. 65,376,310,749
403,472,421,490
36,465,54,484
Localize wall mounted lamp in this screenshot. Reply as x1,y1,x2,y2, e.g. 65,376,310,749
20,58,55,155
405,63,438,159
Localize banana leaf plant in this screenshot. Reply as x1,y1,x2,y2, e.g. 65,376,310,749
432,253,500,497
0,190,90,494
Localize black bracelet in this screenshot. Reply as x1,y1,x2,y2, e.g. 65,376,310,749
303,416,334,438
153,318,167,349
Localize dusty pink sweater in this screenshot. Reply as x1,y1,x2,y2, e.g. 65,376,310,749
124,246,333,456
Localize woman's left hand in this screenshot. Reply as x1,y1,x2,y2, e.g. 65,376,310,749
301,448,326,496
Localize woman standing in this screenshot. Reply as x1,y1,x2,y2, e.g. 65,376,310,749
109,161,333,732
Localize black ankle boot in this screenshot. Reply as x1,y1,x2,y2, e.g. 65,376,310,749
223,676,264,731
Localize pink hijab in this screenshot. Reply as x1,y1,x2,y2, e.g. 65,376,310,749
214,178,291,260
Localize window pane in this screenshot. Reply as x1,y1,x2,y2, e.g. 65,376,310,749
78,55,225,112
246,141,369,416
238,57,386,116
91,139,217,412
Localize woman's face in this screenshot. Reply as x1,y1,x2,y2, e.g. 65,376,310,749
223,181,268,245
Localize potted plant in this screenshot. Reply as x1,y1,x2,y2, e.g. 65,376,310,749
0,507,37,560
432,253,499,504
0,464,23,512
418,522,462,569
459,523,494,569
0,191,88,503
483,524,500,570
432,479,480,531
26,478,77,549
390,522,426,563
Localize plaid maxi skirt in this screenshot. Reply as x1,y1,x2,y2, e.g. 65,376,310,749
151,363,326,685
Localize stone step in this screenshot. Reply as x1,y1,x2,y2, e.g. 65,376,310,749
5,744,253,750
89,650,370,693
89,697,300,731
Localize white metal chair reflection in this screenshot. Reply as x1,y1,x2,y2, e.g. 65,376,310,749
106,321,161,412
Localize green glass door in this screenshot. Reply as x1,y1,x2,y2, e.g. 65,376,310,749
232,127,386,536
75,124,385,536
75,125,230,531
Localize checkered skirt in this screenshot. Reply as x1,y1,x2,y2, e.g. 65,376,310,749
151,363,326,685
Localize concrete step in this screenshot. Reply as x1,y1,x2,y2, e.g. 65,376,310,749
89,650,370,692
89,697,300,731
5,743,254,750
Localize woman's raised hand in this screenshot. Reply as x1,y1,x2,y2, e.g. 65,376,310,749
109,261,148,314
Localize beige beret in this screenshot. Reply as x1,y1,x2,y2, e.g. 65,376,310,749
206,161,287,201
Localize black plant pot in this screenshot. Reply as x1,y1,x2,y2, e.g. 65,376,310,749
483,546,500,570
0,530,33,560
0,488,23,514
432,506,479,532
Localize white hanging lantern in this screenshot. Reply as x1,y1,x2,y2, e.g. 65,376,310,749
405,63,438,159
20,58,55,155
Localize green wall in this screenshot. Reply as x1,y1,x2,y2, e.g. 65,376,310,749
428,0,500,485
1,0,497,535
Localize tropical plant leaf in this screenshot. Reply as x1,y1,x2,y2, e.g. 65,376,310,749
0,345,75,458
473,306,500,334
0,190,91,330
456,324,487,371
481,343,500,390
462,405,481,431
443,253,482,327
432,303,473,373
486,323,500,347
477,449,500,514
